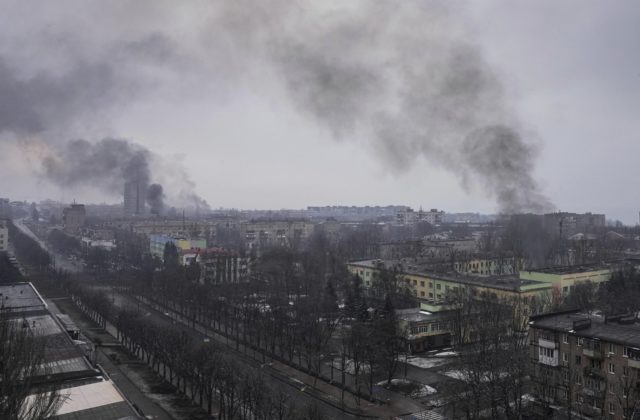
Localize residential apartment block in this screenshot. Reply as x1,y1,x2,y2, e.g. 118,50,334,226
0,218,8,252
529,311,640,419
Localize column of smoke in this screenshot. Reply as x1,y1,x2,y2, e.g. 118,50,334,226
40,138,209,215
0,55,209,214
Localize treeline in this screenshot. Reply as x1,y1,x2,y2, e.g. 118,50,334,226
7,221,50,270
47,229,80,254
63,279,326,419
125,244,408,405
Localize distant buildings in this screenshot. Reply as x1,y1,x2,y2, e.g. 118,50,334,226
529,310,640,419
543,212,606,238
149,234,207,259
124,180,146,215
0,219,8,252
240,220,315,249
62,204,86,234
181,247,250,284
0,197,11,218
307,205,407,221
396,208,445,225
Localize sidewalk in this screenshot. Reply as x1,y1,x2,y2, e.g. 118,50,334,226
46,298,178,420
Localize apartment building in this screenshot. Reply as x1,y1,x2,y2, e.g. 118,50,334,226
0,218,8,252
520,263,614,297
347,259,552,312
240,220,314,249
149,234,207,259
529,310,640,419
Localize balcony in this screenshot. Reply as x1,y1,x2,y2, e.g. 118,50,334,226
584,366,605,379
539,353,559,367
539,337,558,349
628,358,640,369
583,348,603,359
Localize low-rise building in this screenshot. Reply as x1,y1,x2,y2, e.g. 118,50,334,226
348,259,552,310
396,307,453,353
519,263,614,297
529,310,640,420
150,234,207,259
180,247,250,284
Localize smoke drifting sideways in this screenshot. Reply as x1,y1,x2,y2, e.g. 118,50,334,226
41,138,210,215
207,0,553,213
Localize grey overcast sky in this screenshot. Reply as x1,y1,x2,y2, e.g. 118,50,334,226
0,1,639,222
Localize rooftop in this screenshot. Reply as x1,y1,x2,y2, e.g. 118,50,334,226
522,262,614,275
0,282,47,313
349,259,549,292
396,307,454,323
1,283,139,419
530,310,640,348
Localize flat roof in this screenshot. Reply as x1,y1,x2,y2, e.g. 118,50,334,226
530,311,640,348
25,378,138,420
522,263,614,275
0,284,94,378
396,308,454,323
349,259,549,292
0,282,47,312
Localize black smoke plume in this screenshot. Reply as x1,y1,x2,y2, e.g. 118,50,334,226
146,183,165,215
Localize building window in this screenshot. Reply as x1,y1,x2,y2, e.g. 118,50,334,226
420,291,425,297
609,402,615,414
577,337,584,346
563,334,569,344
436,284,441,290
429,293,433,298
429,282,433,288
575,355,582,366
576,375,582,385
413,280,417,286
608,363,615,374
563,352,568,363
540,347,554,358
563,370,569,381
623,366,629,377
420,281,425,287
608,343,615,354
609,382,615,393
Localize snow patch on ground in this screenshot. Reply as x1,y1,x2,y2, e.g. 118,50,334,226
330,358,370,374
405,356,448,369
376,379,437,398
434,351,458,357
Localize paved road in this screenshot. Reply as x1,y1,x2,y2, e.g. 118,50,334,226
13,219,82,273
111,291,387,419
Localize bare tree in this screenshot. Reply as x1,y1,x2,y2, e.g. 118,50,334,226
0,311,66,420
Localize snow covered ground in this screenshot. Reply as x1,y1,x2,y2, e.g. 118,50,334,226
405,356,448,369
376,378,437,398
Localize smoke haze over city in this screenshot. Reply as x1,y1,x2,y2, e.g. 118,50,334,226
0,1,639,221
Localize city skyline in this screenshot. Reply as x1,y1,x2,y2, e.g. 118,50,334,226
1,1,639,222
